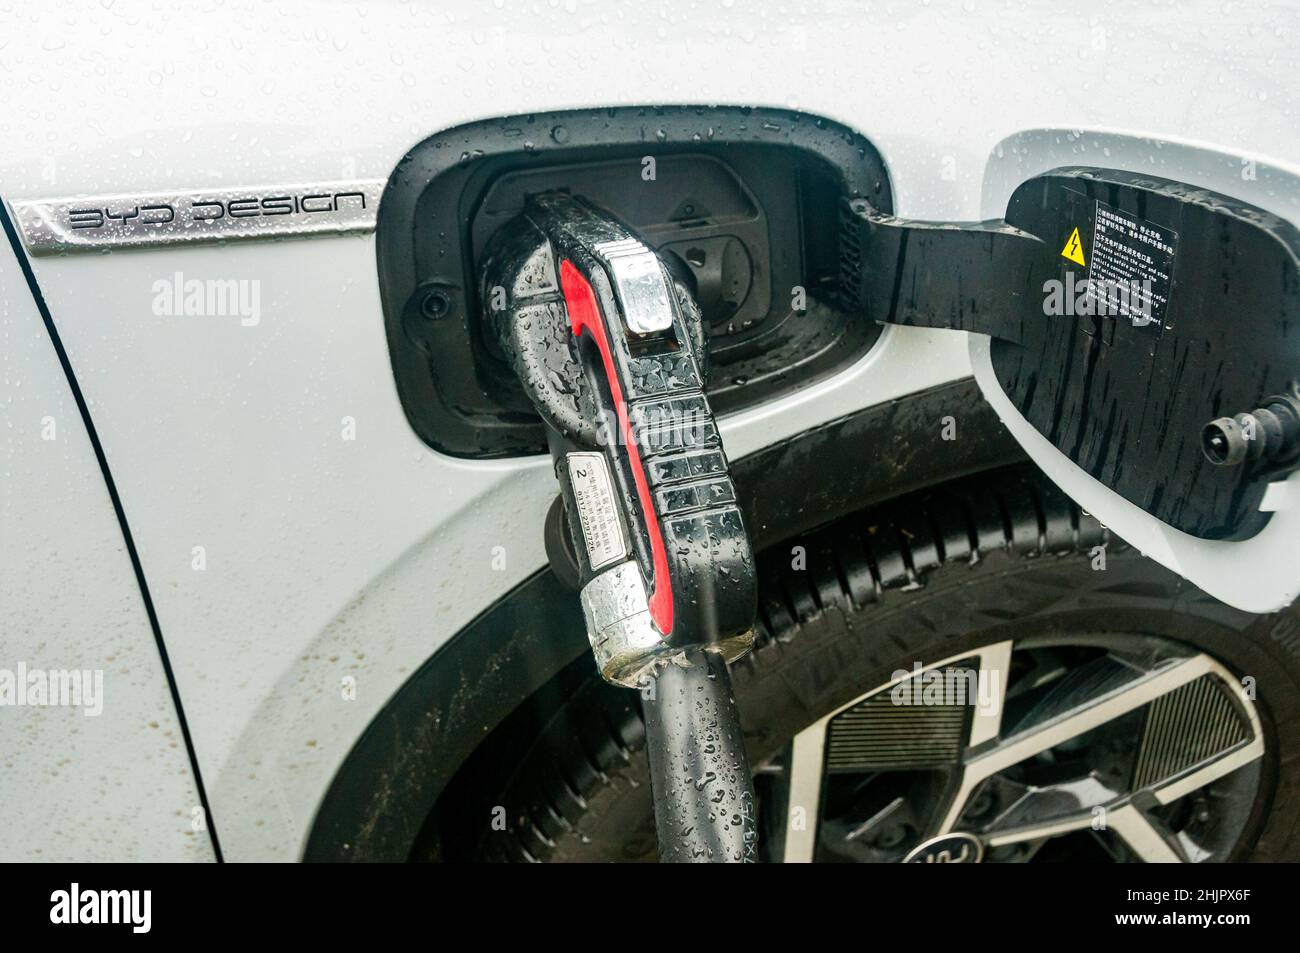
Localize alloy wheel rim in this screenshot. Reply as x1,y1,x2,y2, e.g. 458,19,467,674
773,635,1267,863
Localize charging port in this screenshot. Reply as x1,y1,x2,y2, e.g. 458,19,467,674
375,105,893,458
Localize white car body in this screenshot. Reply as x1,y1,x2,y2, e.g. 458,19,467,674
1,0,1297,861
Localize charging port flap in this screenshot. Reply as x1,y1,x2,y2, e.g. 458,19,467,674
843,167,1300,613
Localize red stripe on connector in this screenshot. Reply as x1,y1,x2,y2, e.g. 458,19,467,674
560,258,674,637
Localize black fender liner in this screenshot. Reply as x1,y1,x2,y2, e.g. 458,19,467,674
303,377,1021,861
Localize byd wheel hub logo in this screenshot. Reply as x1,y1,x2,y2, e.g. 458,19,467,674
902,832,985,863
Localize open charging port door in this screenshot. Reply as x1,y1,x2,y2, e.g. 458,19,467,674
842,167,1300,613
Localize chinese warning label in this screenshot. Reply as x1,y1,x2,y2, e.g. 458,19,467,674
566,452,628,571
1086,200,1179,327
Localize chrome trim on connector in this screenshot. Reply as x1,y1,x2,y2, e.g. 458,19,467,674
580,560,752,688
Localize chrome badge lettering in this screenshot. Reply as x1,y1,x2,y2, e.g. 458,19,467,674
9,180,384,254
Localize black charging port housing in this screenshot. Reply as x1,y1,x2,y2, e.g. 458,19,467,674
376,105,893,458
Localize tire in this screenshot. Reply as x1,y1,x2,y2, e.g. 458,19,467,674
470,465,1300,862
